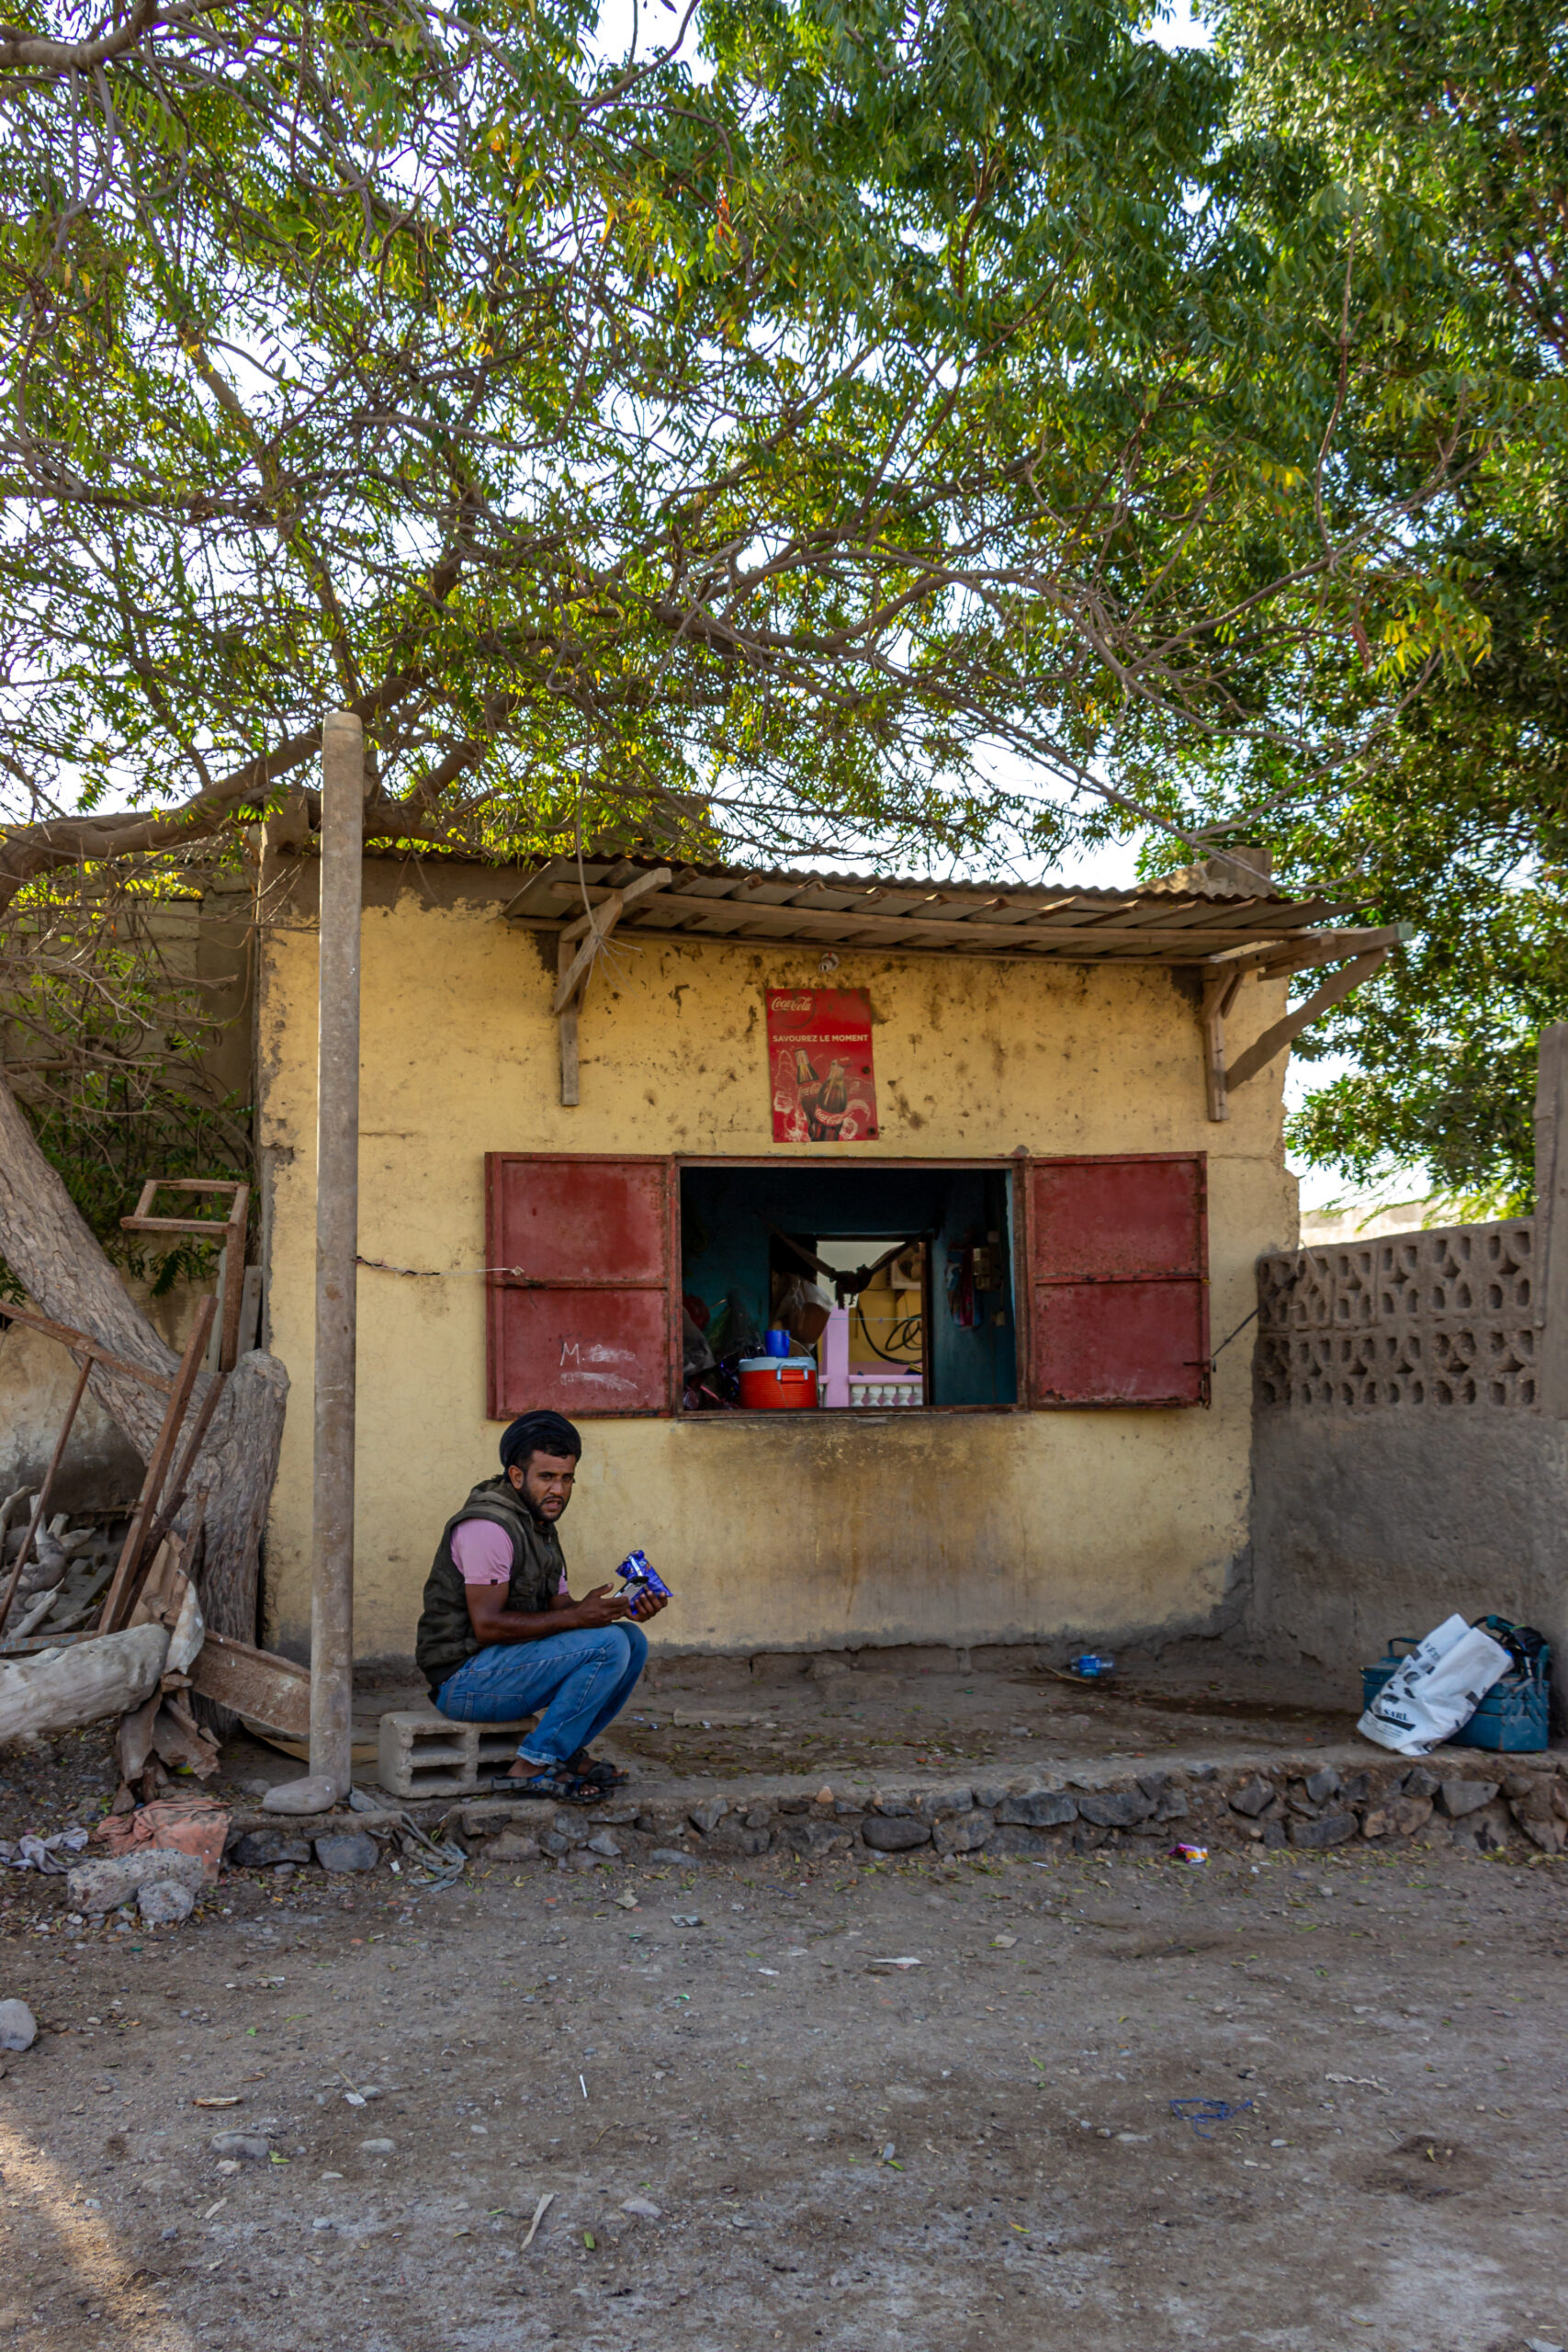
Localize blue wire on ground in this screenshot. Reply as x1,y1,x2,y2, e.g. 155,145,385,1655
1169,2097,1255,2140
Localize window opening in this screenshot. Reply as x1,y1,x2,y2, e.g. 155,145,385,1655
679,1163,1018,1412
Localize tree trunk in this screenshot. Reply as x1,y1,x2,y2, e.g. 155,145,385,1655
0,1075,287,1643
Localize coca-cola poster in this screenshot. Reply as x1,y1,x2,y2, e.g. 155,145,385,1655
765,988,878,1142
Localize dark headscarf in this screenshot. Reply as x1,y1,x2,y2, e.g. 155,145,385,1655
499,1410,583,1473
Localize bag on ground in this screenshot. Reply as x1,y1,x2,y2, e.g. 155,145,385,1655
1358,1612,1513,1756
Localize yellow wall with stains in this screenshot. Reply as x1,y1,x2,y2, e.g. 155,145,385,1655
256,855,1298,1663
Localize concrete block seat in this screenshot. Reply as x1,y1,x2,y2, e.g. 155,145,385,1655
377,1710,538,1798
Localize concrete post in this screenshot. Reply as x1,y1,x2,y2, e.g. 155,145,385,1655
1534,1026,1568,1418
310,711,363,1799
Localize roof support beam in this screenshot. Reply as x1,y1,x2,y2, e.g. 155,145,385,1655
1201,965,1247,1123
551,866,671,1103
1226,949,1391,1095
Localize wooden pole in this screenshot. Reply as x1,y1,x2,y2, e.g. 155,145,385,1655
310,710,363,1798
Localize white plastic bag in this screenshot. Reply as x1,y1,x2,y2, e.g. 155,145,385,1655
1358,1612,1512,1757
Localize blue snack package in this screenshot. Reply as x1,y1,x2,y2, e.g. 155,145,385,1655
616,1549,672,1602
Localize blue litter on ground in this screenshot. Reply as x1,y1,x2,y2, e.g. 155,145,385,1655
1170,2097,1254,2140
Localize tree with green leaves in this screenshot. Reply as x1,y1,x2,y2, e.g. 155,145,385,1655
0,0,1500,1625
1160,0,1568,1214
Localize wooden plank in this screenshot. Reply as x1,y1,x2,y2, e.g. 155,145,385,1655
1226,951,1389,1092
1201,967,1246,1125
1208,922,1414,979
0,1302,175,1393
558,865,671,949
120,1178,250,1374
558,933,580,1107
97,1295,215,1633
186,1630,311,1739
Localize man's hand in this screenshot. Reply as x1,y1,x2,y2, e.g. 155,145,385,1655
626,1587,669,1623
567,1582,633,1630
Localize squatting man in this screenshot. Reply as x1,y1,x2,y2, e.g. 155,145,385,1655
414,1410,665,1803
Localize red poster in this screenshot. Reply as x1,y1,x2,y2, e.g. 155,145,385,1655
766,988,878,1142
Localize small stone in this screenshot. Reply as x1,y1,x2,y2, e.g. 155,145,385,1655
1403,1765,1441,1800
1229,1777,1275,1819
915,1785,974,1822
995,1790,1077,1828
932,1810,994,1855
784,1818,845,1859
1361,1796,1433,1841
861,1816,931,1852
649,1848,694,1865
0,2000,38,2052
359,2138,395,2154
69,1849,207,1913
261,1776,339,1815
1076,1790,1150,1829
868,1789,919,1818
1303,1767,1341,1804
568,1849,605,1871
1287,1811,1358,1850
138,1881,196,1926
490,1832,541,1864
620,2196,661,2219
744,1808,772,1831
688,1798,729,1835
231,1831,313,1871
586,1831,622,1859
209,2131,271,2161
314,1831,379,1874
1438,1779,1497,1818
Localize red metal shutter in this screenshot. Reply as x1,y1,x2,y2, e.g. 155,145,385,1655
1024,1155,1209,1407
485,1154,677,1419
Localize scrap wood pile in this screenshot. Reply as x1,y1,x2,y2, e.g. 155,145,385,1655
0,1292,310,1925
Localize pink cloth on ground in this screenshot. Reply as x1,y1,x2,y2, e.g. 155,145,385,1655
451,1519,567,1593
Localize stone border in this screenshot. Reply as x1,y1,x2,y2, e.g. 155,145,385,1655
221,1749,1568,1878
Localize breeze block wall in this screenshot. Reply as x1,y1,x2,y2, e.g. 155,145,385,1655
1248,1217,1568,1716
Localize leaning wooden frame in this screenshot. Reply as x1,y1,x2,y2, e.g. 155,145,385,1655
0,1293,220,1645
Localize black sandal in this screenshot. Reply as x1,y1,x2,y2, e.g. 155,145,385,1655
485,1767,603,1806
567,1748,631,1790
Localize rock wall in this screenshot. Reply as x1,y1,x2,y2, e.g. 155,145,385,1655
434,1751,1567,1871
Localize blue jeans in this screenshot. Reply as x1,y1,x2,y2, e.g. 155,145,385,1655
434,1623,649,1768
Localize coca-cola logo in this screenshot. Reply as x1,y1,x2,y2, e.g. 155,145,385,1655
769,994,813,1012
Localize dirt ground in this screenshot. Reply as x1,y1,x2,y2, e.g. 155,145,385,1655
2,1691,1566,2352
345,1639,1359,1792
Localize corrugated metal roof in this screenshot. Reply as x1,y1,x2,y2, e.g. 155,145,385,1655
480,847,1362,968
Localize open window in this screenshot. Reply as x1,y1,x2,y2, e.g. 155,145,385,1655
679,1162,1020,1409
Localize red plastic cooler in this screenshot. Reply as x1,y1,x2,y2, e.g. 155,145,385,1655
737,1356,818,1409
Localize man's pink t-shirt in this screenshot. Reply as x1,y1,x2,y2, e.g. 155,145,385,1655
451,1520,567,1594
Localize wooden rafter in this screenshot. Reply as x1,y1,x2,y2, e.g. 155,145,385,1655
551,867,671,1105
1225,949,1392,1096
1196,924,1410,1121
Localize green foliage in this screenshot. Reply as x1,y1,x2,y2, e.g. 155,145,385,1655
0,861,252,1294
0,0,1484,892
1103,0,1568,1206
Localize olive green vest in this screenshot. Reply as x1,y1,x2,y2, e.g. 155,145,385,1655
414,1476,568,1698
